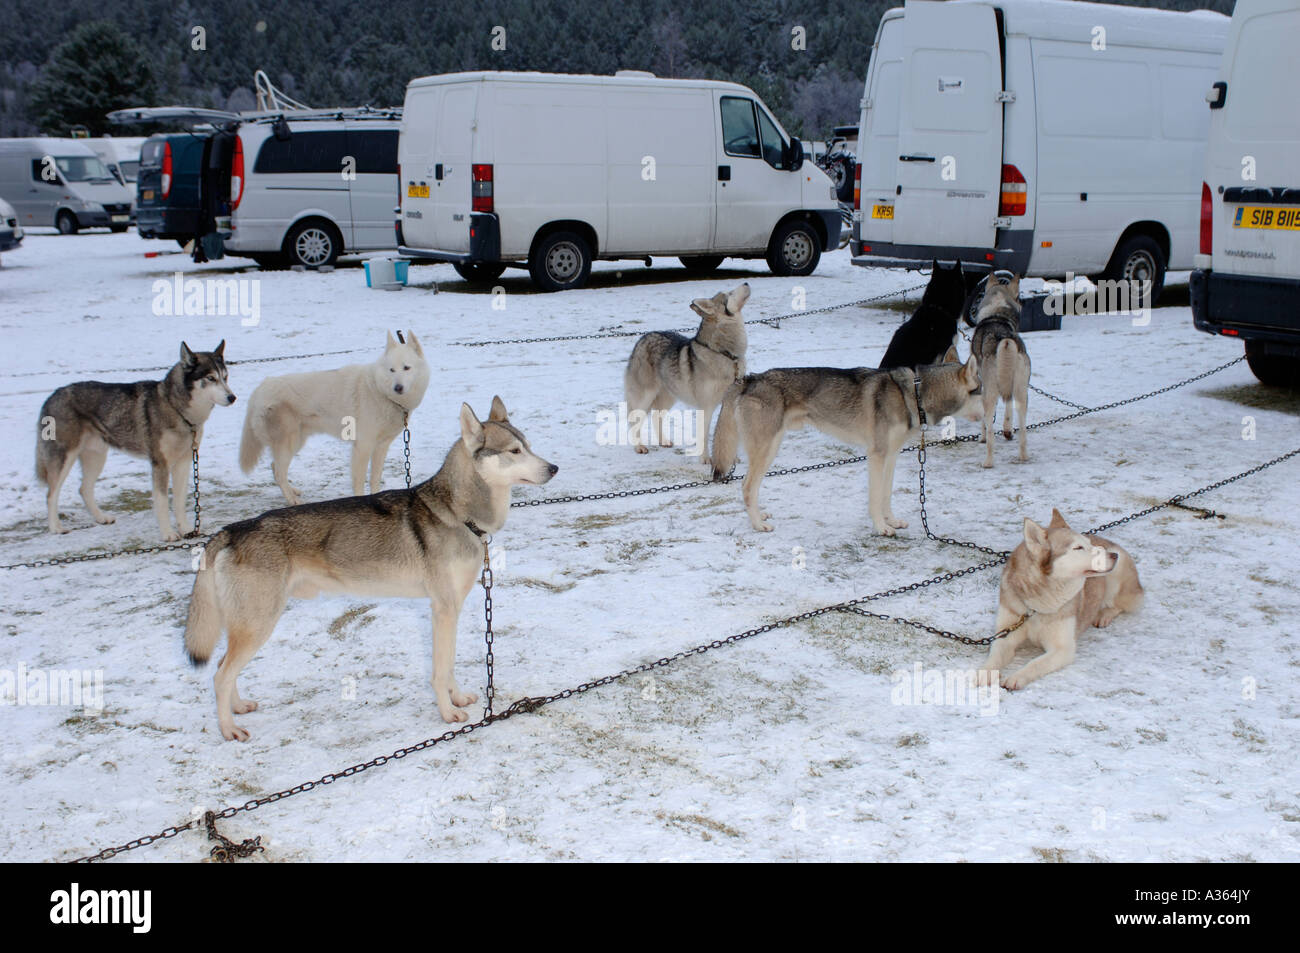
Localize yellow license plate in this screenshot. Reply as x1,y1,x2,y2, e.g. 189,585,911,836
872,204,894,220
142,190,154,201
1233,205,1300,230
407,183,429,199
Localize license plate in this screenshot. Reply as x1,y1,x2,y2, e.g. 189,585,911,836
407,184,429,198
142,190,154,201
1233,205,1300,230
872,204,894,220
111,215,129,223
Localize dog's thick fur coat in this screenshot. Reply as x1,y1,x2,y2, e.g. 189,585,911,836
970,278,1031,467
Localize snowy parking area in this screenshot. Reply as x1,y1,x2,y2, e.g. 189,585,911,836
1,232,1298,862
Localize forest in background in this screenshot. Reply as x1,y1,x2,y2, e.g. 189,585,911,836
0,0,1235,139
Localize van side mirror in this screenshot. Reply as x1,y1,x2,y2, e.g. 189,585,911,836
787,138,804,172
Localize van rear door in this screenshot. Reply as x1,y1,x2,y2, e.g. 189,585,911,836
891,0,1004,253
858,13,904,248
432,84,479,252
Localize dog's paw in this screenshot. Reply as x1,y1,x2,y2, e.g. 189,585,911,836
981,460,993,470
659,440,674,448
887,516,909,529
749,518,774,533
440,706,470,723
874,524,898,537
232,699,258,714
161,530,180,543
94,514,116,525
451,690,478,708
634,445,649,455
1002,430,1013,441
221,723,251,742
1000,671,1031,691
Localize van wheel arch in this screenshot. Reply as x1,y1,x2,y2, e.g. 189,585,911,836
1102,223,1170,307
766,214,823,277
282,216,344,268
528,222,597,292
56,210,79,235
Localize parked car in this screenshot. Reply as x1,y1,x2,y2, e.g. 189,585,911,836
0,137,134,233
0,196,23,251
1191,0,1300,387
397,70,841,291
113,106,401,267
851,0,1228,305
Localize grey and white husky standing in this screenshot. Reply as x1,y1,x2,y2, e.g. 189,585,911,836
623,283,750,464
710,350,984,534
36,342,236,540
970,277,1031,467
239,331,430,504
185,397,557,741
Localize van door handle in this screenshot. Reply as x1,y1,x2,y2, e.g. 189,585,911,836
899,154,936,163
435,164,443,180
718,165,731,181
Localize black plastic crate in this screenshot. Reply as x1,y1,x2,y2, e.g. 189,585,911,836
1018,294,1063,333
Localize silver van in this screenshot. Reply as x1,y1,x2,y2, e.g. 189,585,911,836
0,138,135,233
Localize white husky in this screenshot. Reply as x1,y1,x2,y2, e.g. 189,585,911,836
239,331,430,504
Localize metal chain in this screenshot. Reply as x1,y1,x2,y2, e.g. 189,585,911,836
66,444,1300,863
455,284,929,348
916,425,1013,558
480,536,495,719
1028,382,1092,411
205,811,264,863
403,413,412,489
0,347,371,381
190,430,202,538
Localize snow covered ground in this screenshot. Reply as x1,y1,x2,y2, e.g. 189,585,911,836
1,231,1297,862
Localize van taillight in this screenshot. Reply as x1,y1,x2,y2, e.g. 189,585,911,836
999,164,1026,217
472,164,494,213
1200,181,1213,255
230,137,245,210
161,142,173,199
853,164,862,211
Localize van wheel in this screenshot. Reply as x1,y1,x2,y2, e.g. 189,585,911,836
1245,341,1300,388
1104,235,1166,308
453,262,507,283
530,231,592,292
680,255,725,276
56,211,79,235
767,220,821,277
284,220,341,268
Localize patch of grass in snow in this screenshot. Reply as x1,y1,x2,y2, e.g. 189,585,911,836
896,732,927,748
570,512,632,531
328,604,377,639
1135,727,1167,743
1032,846,1072,863
1232,718,1267,752
658,811,742,841
514,577,577,593
105,488,153,513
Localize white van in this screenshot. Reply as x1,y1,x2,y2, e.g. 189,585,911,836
0,138,134,233
85,136,147,187
1191,0,1300,387
397,71,841,291
851,0,1228,304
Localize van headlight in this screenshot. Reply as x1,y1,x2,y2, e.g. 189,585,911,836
81,199,102,212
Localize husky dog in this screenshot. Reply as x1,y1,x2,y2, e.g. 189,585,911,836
878,260,966,369
970,277,1030,467
979,509,1143,690
624,283,750,463
239,331,430,504
710,350,983,534
36,342,236,540
185,397,556,741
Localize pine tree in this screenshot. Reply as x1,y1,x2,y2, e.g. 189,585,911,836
27,21,157,136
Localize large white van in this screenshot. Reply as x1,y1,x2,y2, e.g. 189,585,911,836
0,138,134,233
851,0,1228,304
397,71,841,291
1191,0,1300,387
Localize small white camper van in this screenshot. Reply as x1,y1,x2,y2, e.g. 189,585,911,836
397,71,841,291
851,0,1228,303
1191,0,1300,387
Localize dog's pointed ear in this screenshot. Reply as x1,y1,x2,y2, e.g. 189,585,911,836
406,330,423,357
386,330,398,352
1007,275,1021,297
690,298,715,319
488,395,509,422
180,342,197,368
955,260,964,277
931,258,939,272
459,403,484,451
943,345,959,364
962,354,979,385
1023,517,1049,554
1048,508,1069,530
213,340,226,359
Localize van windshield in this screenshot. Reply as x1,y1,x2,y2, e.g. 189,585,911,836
54,155,116,183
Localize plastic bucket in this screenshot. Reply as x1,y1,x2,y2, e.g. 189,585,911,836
365,257,397,288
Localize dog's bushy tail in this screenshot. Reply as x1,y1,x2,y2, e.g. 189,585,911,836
238,406,263,474
184,532,228,665
710,380,744,482
995,339,1017,399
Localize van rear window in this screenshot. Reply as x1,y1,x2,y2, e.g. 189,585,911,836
254,130,350,174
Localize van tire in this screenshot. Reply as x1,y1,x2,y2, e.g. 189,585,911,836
529,231,592,292
453,262,507,283
1103,234,1166,309
767,220,821,277
1245,341,1300,388
284,220,341,269
56,211,79,235
680,255,725,276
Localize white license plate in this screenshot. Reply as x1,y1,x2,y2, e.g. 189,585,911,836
111,215,129,223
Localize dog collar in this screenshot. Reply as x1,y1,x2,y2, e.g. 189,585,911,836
695,339,741,363
464,520,488,539
912,375,926,427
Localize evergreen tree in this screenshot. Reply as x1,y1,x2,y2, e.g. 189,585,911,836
27,21,157,135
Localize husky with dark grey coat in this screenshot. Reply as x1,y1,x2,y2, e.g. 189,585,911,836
36,342,236,540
